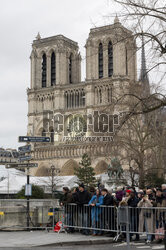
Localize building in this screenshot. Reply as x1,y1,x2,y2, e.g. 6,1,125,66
27,17,140,176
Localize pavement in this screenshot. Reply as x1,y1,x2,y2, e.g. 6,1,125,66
0,231,164,249
0,231,113,248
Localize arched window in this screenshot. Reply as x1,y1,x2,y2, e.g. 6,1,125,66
51,52,56,86
98,43,103,79
99,89,102,103
50,129,54,143
42,53,47,88
65,92,69,108
107,87,112,103
42,129,46,137
71,91,74,107
76,91,79,107
82,91,85,106
108,41,113,77
69,54,72,83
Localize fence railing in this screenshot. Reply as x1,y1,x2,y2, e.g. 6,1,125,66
0,199,165,243
64,204,166,240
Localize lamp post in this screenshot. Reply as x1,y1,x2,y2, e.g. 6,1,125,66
50,165,60,198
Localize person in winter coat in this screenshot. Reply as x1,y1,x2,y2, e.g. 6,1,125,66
60,187,73,206
88,188,103,235
60,187,73,233
75,183,91,235
76,184,91,205
101,188,116,235
72,187,79,203
116,187,125,204
138,194,154,244
127,190,139,241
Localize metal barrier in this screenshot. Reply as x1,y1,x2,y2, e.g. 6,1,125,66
64,204,117,233
0,199,165,246
64,204,166,243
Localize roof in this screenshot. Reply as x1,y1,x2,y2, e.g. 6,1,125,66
33,34,78,48
0,166,78,194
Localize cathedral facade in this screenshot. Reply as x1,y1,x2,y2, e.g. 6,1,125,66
27,17,138,176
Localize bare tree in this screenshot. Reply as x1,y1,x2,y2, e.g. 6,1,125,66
108,0,166,116
113,109,166,188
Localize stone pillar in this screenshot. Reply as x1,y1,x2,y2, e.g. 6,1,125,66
85,84,94,107
36,56,42,88
30,53,36,89
85,43,91,80
59,51,67,85
94,47,98,80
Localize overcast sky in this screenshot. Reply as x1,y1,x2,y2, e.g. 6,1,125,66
0,0,120,149
2,0,158,150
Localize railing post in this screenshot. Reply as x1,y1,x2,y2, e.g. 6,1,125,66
126,206,130,250
164,220,166,250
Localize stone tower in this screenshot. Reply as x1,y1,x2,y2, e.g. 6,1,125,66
27,18,139,176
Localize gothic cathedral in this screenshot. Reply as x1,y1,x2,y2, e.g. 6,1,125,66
27,17,138,176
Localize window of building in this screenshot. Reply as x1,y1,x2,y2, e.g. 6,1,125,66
99,89,102,103
82,91,85,106
69,54,72,84
42,53,47,88
108,41,113,77
98,43,103,79
42,129,46,137
50,129,54,143
76,91,79,107
107,87,112,103
51,52,56,86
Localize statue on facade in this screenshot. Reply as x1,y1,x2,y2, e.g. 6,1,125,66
108,158,123,180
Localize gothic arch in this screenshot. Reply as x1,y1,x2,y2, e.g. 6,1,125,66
38,49,47,58
60,159,79,176
95,160,108,175
35,165,50,176
47,48,56,56
96,39,103,47
36,119,45,136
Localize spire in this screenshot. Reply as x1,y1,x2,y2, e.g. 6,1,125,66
36,32,41,40
139,35,150,96
114,14,120,24
139,36,148,82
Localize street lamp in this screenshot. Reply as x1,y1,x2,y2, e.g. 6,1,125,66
50,165,60,198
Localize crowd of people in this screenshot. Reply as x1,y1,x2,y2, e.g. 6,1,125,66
60,183,166,244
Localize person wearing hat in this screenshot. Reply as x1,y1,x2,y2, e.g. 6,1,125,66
76,183,91,205
101,188,117,236
75,183,91,235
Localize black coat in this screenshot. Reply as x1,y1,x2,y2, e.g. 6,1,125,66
127,196,139,207
76,190,91,205
103,194,115,206
61,192,73,205
72,192,79,203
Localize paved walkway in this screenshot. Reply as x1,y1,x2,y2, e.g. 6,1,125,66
0,231,113,248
